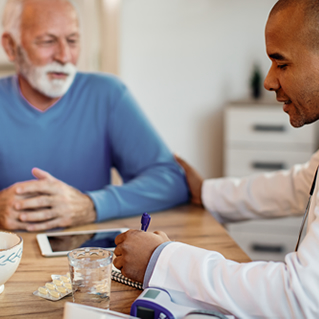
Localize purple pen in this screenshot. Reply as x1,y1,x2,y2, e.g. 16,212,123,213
141,212,151,231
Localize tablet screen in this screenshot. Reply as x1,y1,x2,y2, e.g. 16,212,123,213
48,231,121,252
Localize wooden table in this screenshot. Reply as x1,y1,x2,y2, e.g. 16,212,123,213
0,205,250,318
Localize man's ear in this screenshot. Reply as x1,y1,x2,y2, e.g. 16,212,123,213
2,33,18,62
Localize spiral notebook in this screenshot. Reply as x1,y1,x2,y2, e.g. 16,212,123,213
111,265,143,290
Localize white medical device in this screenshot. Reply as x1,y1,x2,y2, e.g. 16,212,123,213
130,287,229,319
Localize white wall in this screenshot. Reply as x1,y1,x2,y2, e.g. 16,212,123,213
120,0,278,178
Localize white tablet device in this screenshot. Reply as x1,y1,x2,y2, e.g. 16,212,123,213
37,228,128,257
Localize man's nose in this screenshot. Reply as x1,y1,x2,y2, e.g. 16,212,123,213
54,39,71,64
264,64,280,91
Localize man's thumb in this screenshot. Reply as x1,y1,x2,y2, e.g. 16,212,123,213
32,167,55,181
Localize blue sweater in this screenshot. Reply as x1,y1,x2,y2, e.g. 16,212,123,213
0,72,189,221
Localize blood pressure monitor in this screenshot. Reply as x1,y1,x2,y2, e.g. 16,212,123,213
130,288,229,319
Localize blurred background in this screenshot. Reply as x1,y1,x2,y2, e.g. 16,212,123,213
0,0,279,178
1,0,318,261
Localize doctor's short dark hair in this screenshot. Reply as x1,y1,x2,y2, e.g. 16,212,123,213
270,0,319,51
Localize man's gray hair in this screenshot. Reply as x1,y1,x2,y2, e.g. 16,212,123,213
2,0,80,44
2,0,24,43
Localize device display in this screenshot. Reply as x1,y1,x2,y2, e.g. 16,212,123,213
37,228,128,257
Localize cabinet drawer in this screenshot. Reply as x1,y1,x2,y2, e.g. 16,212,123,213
229,231,297,261
227,217,303,236
226,106,316,146
225,148,312,177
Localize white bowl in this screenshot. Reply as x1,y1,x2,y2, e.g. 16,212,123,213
0,231,23,294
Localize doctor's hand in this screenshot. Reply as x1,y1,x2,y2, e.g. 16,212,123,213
114,229,170,283
2,168,96,231
174,154,204,206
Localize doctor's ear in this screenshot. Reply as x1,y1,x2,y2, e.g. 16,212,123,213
2,33,18,62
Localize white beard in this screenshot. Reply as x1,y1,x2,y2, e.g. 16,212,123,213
17,47,77,98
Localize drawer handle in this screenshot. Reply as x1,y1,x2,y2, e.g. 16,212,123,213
252,162,285,170
251,244,284,253
253,124,286,132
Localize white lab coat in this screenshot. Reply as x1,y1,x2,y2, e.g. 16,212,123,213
148,150,319,318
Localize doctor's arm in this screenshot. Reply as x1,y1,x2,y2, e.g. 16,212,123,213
145,218,319,319
175,152,319,223
115,218,319,318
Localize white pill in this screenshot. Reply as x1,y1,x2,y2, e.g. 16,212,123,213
64,283,72,290
60,276,70,283
45,283,56,290
53,279,63,286
49,290,60,298
57,286,67,294
38,287,48,295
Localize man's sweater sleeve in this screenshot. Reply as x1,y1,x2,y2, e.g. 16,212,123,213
86,85,189,221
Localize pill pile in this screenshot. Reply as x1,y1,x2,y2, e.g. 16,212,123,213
33,273,72,301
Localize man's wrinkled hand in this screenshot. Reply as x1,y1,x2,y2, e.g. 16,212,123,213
114,229,170,283
0,168,96,231
0,183,33,230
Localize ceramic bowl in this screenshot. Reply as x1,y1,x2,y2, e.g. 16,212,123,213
0,231,23,294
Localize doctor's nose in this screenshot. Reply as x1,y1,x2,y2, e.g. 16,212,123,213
264,64,280,92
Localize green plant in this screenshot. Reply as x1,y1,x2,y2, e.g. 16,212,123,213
250,64,262,99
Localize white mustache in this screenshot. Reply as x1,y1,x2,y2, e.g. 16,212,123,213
43,62,76,75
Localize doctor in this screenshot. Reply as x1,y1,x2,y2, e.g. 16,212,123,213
114,0,319,318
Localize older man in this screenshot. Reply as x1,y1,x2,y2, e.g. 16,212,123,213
0,0,188,231
114,0,319,318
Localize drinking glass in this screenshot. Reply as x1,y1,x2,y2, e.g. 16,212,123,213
68,247,113,309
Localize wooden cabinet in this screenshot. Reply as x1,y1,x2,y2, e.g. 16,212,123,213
224,100,317,261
